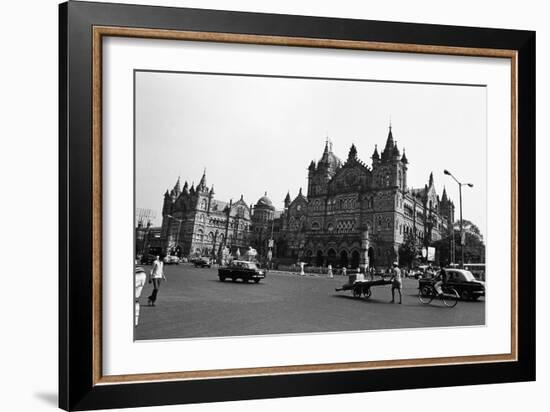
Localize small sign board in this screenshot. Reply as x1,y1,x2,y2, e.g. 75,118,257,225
427,246,436,262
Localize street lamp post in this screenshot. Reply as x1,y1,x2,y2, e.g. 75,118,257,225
443,170,473,268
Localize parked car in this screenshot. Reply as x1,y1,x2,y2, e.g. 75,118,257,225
419,268,485,301
163,255,180,265
194,257,211,268
218,260,266,283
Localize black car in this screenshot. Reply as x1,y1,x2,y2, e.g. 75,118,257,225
419,268,485,301
140,254,157,265
218,260,266,283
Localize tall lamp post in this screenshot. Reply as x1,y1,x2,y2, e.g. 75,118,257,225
443,170,473,268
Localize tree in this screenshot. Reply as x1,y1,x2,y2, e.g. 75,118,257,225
432,229,486,266
399,231,418,268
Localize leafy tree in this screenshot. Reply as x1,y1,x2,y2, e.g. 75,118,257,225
399,231,418,268
432,229,485,266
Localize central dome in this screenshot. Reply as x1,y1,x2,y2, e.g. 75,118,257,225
256,192,275,210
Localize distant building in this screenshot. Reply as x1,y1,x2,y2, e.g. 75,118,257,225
159,171,252,258
152,124,455,267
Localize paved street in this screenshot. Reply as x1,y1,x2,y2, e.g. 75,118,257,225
135,264,485,340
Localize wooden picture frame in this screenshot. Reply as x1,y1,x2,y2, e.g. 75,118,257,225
59,1,535,410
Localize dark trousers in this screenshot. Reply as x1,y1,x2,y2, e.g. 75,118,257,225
148,278,162,303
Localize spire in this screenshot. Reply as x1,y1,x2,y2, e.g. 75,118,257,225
299,187,303,196
381,122,395,161
441,186,448,202
372,144,380,160
210,185,215,196
385,123,395,151
347,144,358,161
392,141,400,157
401,148,408,164
429,172,434,187
164,189,170,198
320,139,330,163
197,168,207,191
308,160,316,171
189,182,195,195
173,176,181,195
182,180,189,194
284,191,291,206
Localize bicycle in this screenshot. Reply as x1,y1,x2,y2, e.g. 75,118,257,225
418,283,459,308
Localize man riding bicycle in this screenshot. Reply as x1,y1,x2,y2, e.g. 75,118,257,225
433,268,446,296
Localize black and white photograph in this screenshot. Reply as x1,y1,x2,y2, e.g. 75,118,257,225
134,70,487,340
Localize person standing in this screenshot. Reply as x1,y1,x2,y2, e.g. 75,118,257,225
148,255,166,306
327,264,333,279
341,266,347,277
135,266,147,326
390,261,403,304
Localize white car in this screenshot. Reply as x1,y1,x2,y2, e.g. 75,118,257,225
163,255,180,265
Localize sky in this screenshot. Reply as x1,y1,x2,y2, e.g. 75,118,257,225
135,71,486,237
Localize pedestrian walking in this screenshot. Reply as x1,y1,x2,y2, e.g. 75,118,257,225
342,266,347,277
299,261,305,276
135,266,147,326
390,261,403,304
148,255,166,306
327,264,333,279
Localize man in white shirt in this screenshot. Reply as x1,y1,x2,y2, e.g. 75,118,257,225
390,262,403,304
148,255,166,306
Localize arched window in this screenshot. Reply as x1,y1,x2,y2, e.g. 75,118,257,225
201,199,207,210
197,229,204,242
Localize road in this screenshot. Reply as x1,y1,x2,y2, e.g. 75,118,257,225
135,264,485,340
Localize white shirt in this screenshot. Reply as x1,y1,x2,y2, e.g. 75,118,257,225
150,260,164,279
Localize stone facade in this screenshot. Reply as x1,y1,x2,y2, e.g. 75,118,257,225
277,126,455,269
160,172,252,257
155,126,455,268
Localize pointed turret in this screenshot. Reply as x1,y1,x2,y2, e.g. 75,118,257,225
308,160,316,171
189,182,195,195
182,181,189,194
372,144,380,160
429,172,434,187
319,140,331,164
173,176,181,195
347,144,358,161
197,169,207,192
441,186,448,203
299,187,303,196
209,185,215,196
381,123,396,161
284,191,291,207
401,148,408,164
392,141,401,158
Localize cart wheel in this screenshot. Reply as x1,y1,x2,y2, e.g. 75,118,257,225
363,288,372,299
352,288,361,298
